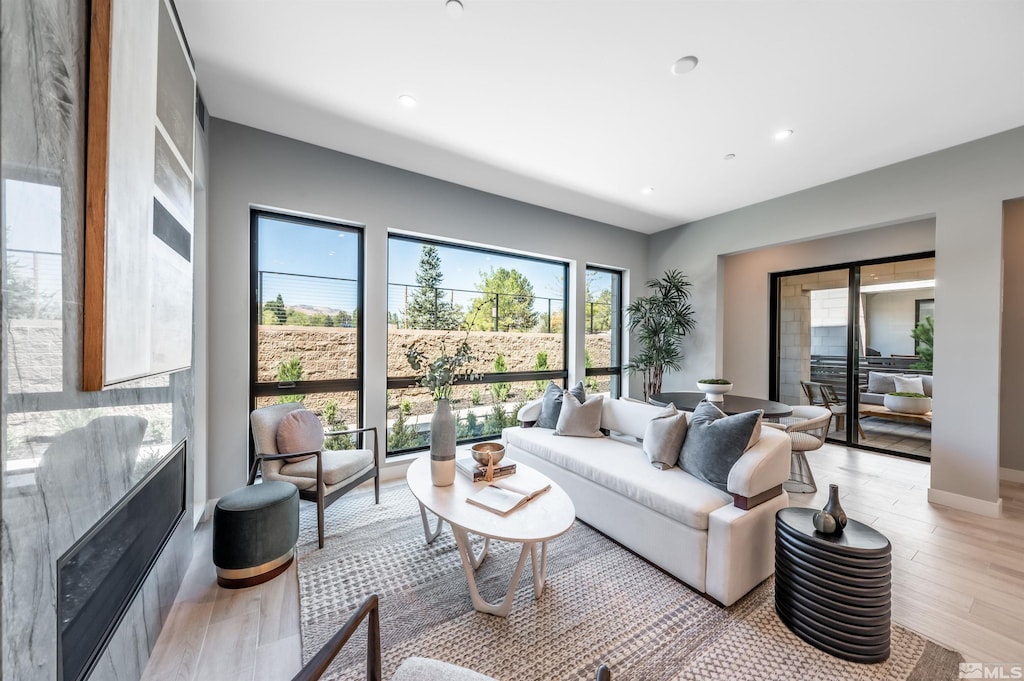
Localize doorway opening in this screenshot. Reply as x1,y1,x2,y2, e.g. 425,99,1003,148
770,253,935,460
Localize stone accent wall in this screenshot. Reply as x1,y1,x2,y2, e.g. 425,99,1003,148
255,326,612,420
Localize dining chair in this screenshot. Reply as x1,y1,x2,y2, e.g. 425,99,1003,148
766,405,833,494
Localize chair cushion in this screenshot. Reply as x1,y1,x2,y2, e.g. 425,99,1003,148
279,448,373,488
554,392,604,437
276,409,324,463
789,431,825,452
392,657,496,681
893,375,924,394
679,402,761,494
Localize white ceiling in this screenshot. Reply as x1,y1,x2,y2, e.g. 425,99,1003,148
176,0,1024,234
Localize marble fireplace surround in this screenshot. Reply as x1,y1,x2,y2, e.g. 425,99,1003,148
57,441,186,681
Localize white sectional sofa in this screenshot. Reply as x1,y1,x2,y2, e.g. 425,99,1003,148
503,397,790,606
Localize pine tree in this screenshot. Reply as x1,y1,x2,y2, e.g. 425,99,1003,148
405,245,463,329
263,293,287,325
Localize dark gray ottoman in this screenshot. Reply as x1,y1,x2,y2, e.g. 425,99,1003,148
213,481,299,588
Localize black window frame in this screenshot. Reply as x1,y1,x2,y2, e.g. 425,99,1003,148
584,265,623,398
249,209,365,468
386,234,569,456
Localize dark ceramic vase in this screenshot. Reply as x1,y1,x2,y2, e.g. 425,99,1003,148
814,484,848,535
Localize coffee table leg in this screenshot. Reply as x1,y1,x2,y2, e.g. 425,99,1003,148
418,501,444,544
452,525,532,617
531,541,548,599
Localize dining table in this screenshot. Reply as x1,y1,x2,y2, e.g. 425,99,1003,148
650,391,793,419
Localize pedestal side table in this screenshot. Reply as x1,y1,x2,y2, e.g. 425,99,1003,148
774,507,892,662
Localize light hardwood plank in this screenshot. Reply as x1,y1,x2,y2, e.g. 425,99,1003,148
143,451,1024,679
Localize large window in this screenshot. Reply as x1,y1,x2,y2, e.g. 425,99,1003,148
585,267,622,398
250,211,363,458
387,236,567,455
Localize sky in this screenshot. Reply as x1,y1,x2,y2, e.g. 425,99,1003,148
256,214,568,315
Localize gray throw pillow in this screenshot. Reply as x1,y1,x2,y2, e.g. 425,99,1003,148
644,404,689,469
554,392,604,437
679,402,761,493
536,380,586,429
867,371,898,394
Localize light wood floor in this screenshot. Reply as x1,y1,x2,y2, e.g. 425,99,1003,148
142,447,1024,680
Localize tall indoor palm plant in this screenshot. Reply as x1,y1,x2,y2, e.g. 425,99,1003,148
626,270,697,400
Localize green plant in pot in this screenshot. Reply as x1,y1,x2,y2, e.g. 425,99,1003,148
696,378,733,403
404,334,482,486
626,270,696,401
883,391,932,415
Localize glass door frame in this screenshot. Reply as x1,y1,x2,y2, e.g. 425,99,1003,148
768,250,934,461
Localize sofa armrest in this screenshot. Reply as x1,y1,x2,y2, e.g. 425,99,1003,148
517,398,544,426
728,426,790,500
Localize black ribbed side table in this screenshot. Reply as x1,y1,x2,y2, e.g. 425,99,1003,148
775,507,892,663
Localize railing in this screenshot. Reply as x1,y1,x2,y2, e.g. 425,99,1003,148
387,282,569,332
809,355,930,391
258,270,359,327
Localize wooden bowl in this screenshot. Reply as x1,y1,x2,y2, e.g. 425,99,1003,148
470,442,505,466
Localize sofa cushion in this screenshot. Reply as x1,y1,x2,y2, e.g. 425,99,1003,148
601,397,670,440
643,405,688,469
679,402,761,494
554,393,604,437
893,375,924,394
537,381,585,429
867,371,898,395
505,426,731,530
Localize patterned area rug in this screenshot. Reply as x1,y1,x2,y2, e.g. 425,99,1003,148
296,486,962,681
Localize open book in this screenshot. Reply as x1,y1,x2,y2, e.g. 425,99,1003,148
465,476,551,516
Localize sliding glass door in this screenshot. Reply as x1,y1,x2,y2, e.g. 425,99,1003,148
770,254,935,460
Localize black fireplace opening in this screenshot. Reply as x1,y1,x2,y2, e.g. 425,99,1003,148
57,440,186,681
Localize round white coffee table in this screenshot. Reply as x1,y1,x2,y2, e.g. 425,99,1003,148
406,455,575,617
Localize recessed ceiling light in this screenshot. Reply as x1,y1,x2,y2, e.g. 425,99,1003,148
641,186,655,195
445,0,463,17
398,94,418,108
671,56,699,76
723,153,736,161
774,129,794,140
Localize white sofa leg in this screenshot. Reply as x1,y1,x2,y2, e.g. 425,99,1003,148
705,492,788,606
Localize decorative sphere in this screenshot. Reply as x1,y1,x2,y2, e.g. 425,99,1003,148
812,510,837,535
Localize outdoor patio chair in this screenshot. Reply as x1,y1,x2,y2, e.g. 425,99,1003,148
249,402,379,549
819,383,865,438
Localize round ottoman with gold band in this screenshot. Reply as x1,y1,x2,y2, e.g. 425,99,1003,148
213,481,299,588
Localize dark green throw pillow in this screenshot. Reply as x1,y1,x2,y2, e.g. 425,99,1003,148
536,380,586,429
679,402,761,493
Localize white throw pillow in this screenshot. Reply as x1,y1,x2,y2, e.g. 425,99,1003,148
893,375,924,394
554,392,605,438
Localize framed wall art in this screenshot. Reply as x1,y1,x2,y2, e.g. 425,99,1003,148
84,0,196,390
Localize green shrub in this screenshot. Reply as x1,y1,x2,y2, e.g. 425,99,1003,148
388,410,425,451
697,378,731,384
491,354,511,403
886,392,928,398
400,398,413,415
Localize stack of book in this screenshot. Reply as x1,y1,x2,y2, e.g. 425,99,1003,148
455,455,517,482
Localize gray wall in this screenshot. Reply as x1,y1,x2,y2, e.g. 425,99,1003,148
651,127,1024,511
206,120,648,498
0,0,197,678
864,288,935,357
1001,199,1024,475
